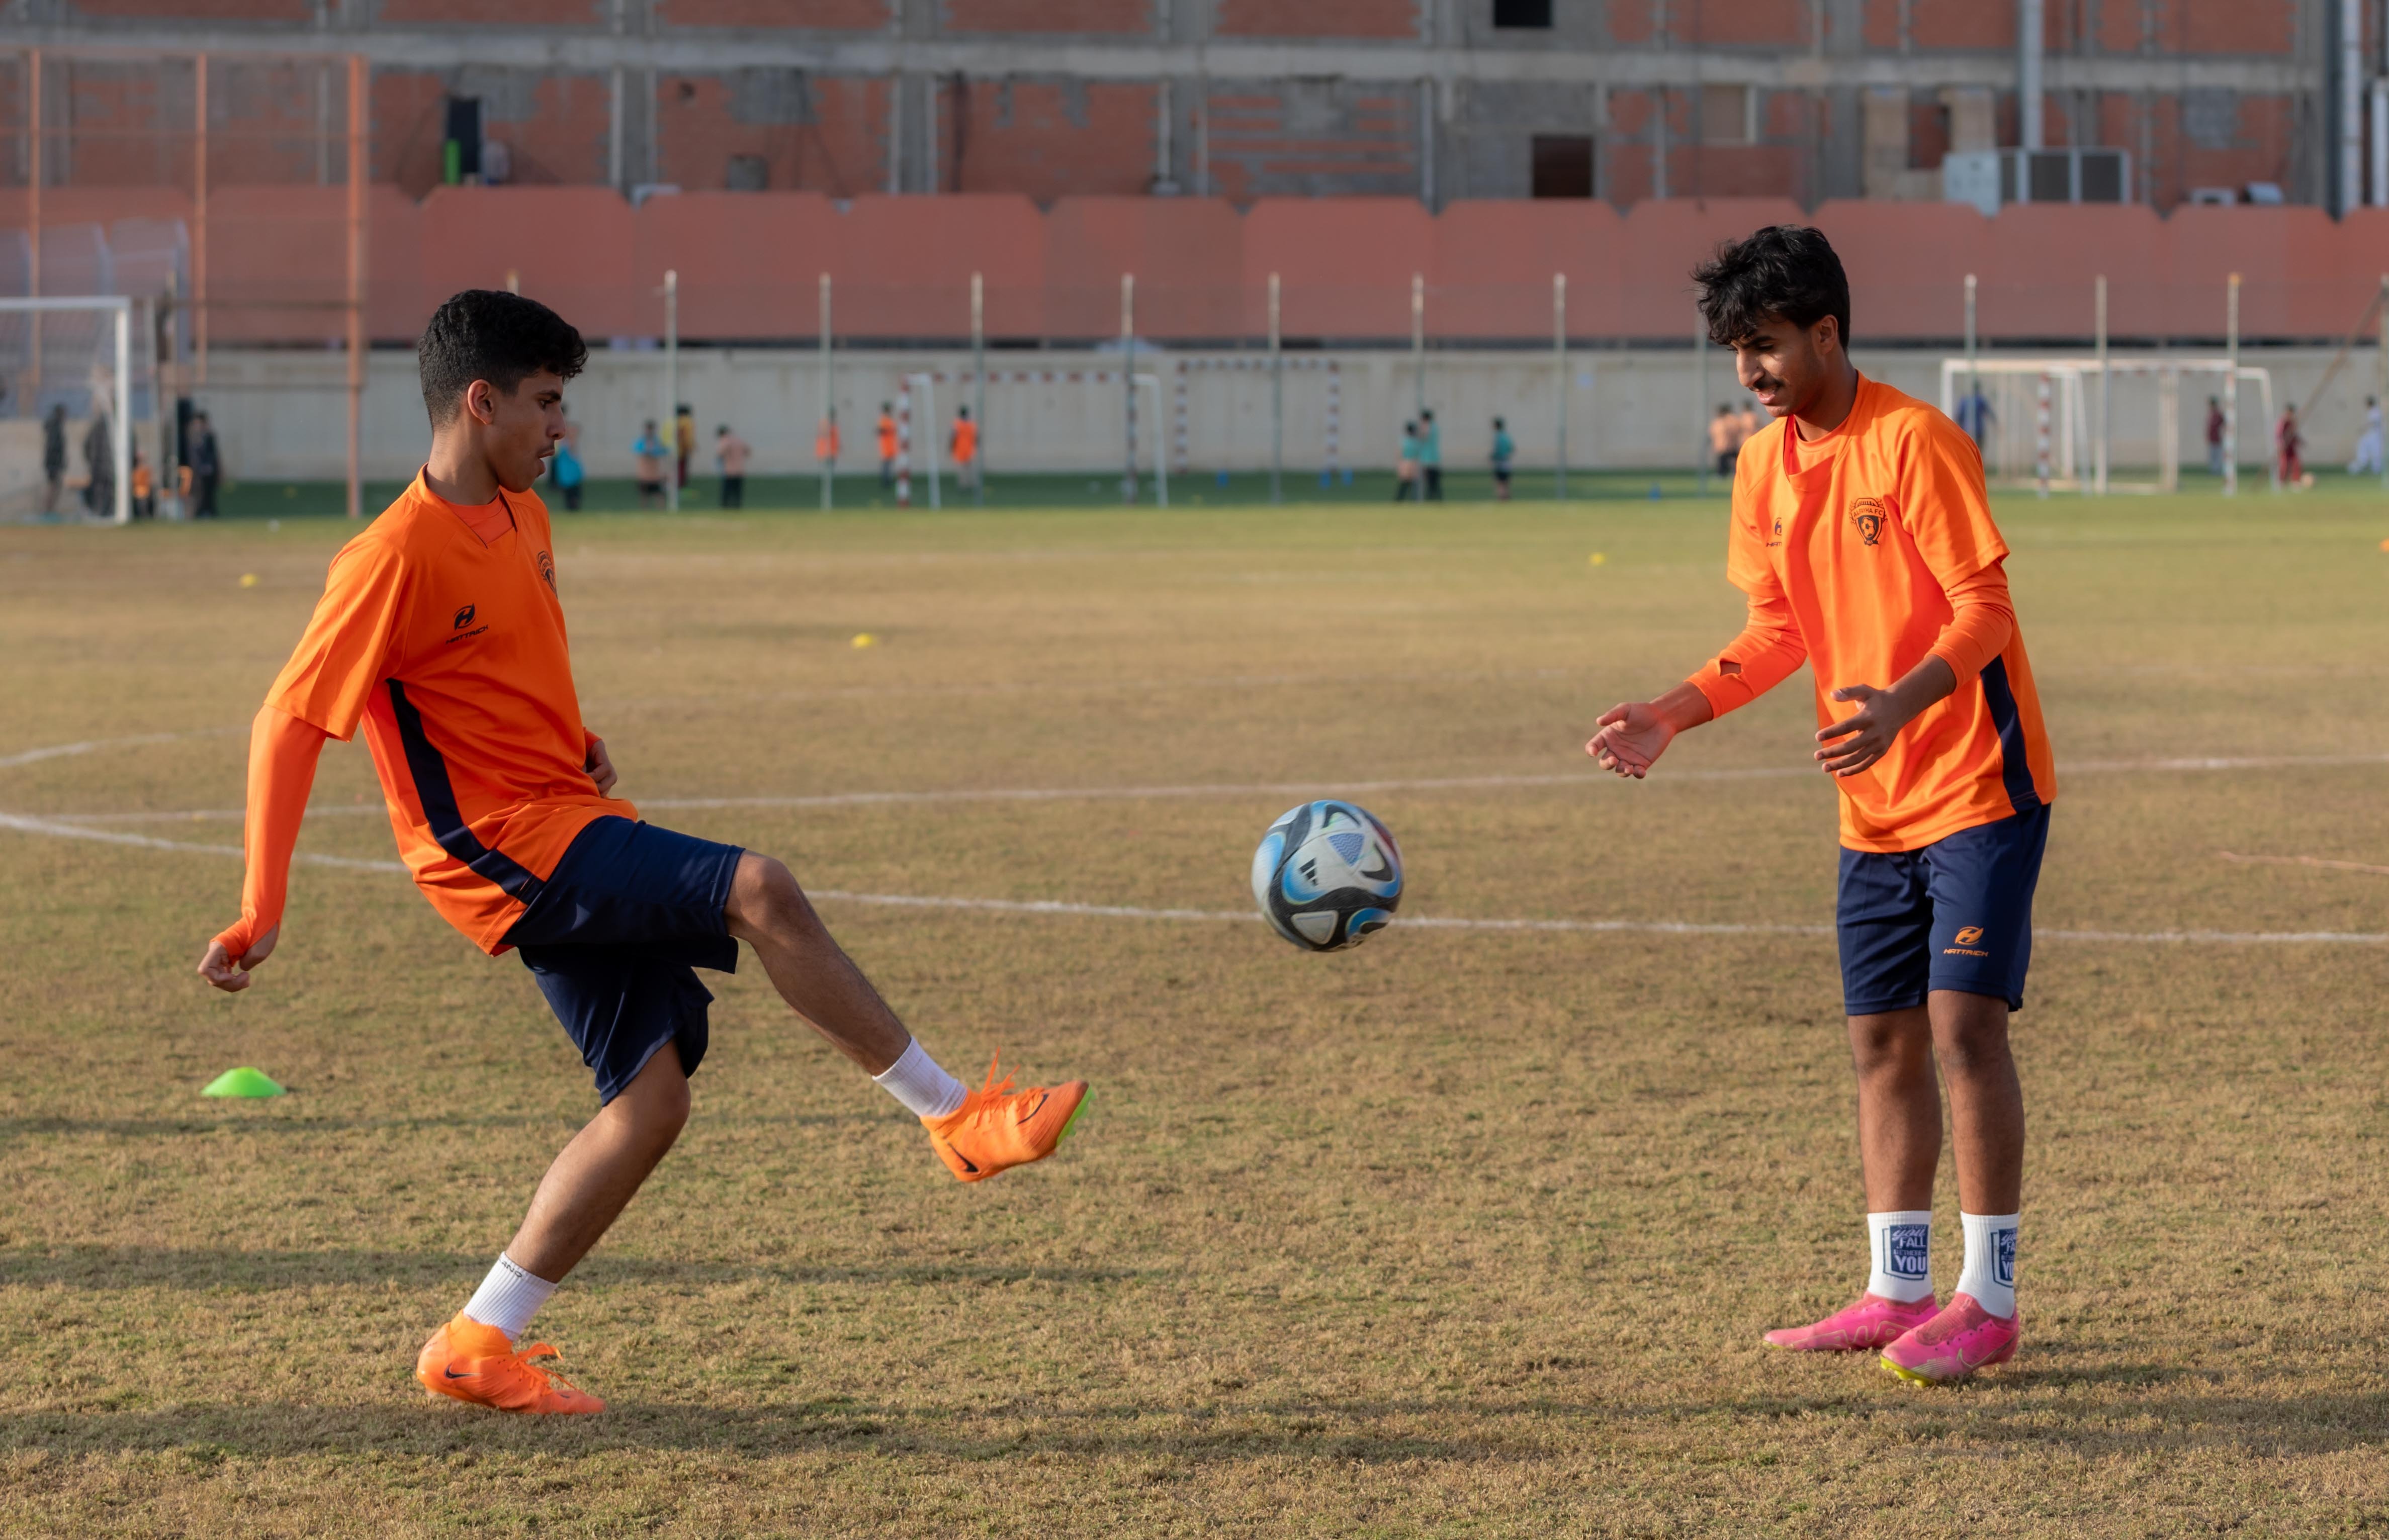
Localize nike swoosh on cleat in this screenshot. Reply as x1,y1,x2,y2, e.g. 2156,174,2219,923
938,1139,980,1173
1017,1092,1049,1123
443,1367,473,1380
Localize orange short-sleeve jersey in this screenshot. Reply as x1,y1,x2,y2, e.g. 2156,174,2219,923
1716,377,2056,852
264,472,634,953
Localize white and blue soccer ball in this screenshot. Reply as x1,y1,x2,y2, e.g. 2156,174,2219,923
1250,799,1404,951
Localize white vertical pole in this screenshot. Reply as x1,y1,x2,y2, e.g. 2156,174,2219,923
2372,79,2389,207
2378,273,2388,488
1410,273,1425,421
1122,273,1138,503
1554,273,1567,500
112,302,129,524
2019,0,2045,150
1964,273,1979,421
2094,274,2108,495
819,272,833,510
2035,372,2052,498
970,270,985,505
1696,310,1710,494
923,374,940,509
2224,272,2240,496
663,268,678,512
1268,270,1282,504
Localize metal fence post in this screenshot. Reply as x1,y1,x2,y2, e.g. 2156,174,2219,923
1554,273,1567,501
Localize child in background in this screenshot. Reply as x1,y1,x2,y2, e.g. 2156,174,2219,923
1490,416,1515,501
1395,421,1419,502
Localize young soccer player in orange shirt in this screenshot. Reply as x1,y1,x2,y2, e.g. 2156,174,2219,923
1587,228,2054,1386
198,292,1086,1415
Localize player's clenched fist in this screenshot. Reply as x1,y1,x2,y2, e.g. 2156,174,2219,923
198,923,279,992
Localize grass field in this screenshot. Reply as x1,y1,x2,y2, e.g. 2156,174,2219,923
4,485,2388,1536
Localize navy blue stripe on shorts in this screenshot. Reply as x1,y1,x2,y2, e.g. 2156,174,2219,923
503,817,746,1104
1836,804,2050,1017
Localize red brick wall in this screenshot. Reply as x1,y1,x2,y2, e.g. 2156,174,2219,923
2181,0,2296,54
1684,0,1804,47
942,0,1151,32
69,0,311,16
948,80,1157,199
1215,0,1416,39
379,0,597,20
1202,87,1417,200
660,0,887,23
1909,0,2010,49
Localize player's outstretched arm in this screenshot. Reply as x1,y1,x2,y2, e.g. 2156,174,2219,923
1587,682,1716,779
199,705,330,993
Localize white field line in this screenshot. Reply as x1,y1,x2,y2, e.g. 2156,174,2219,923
2220,850,2389,877
40,746,2389,825
0,811,2378,946
0,726,243,771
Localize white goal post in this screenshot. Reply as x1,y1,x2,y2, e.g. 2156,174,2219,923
1939,356,2275,495
0,296,133,524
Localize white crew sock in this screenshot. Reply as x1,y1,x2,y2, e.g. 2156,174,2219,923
1865,1210,1936,1303
461,1252,558,1339
872,1036,967,1119
1956,1212,2019,1318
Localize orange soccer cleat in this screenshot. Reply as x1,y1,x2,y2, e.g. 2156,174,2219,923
922,1052,1087,1184
415,1313,605,1415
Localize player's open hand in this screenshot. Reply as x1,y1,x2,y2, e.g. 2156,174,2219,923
1587,701,1675,779
198,924,280,993
585,735,617,796
1815,684,1910,777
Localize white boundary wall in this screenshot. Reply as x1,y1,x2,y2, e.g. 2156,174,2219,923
186,344,2386,484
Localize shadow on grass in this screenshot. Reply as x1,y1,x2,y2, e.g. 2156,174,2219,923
4,1384,2384,1463
0,1246,1148,1292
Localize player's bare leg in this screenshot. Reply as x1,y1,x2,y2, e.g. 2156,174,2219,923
1878,989,2024,1381
724,851,1086,1182
503,1045,691,1282
1848,1006,1939,1211
724,852,911,1073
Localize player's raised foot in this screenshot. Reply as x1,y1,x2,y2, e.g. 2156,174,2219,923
415,1313,605,1414
922,1052,1087,1184
1879,1293,2019,1386
1762,1292,1940,1352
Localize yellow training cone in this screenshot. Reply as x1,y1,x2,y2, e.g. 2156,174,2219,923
1587,553,1607,567
851,632,877,649
239,573,260,587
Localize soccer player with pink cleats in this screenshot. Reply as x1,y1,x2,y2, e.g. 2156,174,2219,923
1764,1292,1939,1353
1878,1293,2020,1385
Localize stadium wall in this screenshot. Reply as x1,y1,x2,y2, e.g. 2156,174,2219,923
5,191,2389,350
190,343,2379,486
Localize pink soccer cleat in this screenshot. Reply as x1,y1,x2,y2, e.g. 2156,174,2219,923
1879,1292,2019,1385
1762,1292,1939,1352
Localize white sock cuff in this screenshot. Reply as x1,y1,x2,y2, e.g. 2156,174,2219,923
872,1037,968,1119
1865,1210,1936,1302
1956,1212,2019,1317
462,1251,558,1339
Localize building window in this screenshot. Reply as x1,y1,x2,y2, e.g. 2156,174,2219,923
1493,0,1553,28
1532,135,1594,197
1700,85,1751,145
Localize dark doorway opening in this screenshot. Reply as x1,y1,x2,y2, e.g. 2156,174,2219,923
1532,135,1594,198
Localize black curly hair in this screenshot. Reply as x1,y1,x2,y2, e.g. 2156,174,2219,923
1691,225,1851,351
418,289,588,425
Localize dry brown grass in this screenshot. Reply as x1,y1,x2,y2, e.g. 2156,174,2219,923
3,492,2388,1536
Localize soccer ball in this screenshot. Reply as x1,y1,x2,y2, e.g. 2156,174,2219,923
1250,800,1404,951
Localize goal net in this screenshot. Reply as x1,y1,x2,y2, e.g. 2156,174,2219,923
0,296,138,524
1939,356,2276,494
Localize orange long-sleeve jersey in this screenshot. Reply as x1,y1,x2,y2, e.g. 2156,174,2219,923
1686,376,2056,852
216,472,632,959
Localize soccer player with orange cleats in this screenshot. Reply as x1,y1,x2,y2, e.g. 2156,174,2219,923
923,1053,1087,1183
416,1314,604,1415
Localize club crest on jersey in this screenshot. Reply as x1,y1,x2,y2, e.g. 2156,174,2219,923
1848,498,1887,546
537,550,556,588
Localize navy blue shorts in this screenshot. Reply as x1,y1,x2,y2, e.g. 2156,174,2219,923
1836,805,2050,1016
503,817,746,1104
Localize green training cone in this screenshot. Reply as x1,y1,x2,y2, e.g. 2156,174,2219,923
201,1066,285,1099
